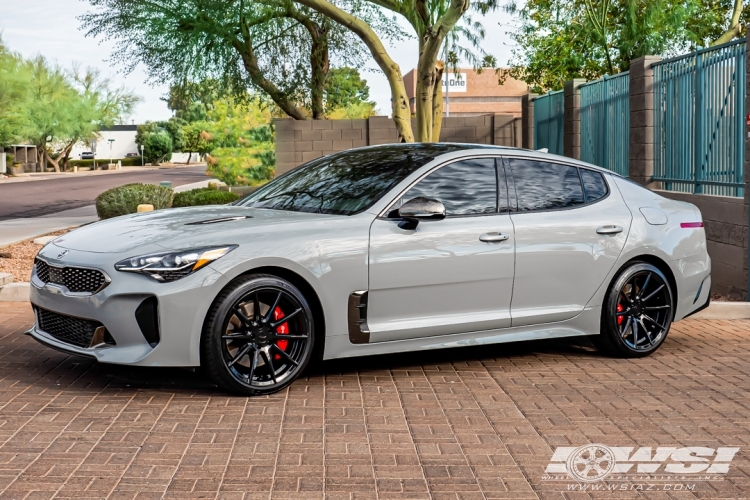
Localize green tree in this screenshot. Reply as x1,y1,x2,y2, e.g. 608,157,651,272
142,131,174,164
0,41,32,148
80,0,402,120
505,0,749,92
323,67,375,113
181,120,213,164
291,0,501,141
162,79,222,122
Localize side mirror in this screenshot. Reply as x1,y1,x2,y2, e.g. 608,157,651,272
397,197,446,229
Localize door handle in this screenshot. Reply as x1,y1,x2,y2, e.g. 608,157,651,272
479,232,510,243
596,225,623,235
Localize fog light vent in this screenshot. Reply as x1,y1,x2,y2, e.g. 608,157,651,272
135,297,160,347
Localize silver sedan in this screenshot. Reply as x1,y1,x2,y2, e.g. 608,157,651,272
28,144,711,395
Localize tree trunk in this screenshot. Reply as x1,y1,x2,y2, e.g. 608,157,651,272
304,21,329,119
186,152,192,165
292,0,414,141
43,150,60,173
60,139,76,172
712,0,744,45
233,27,309,120
431,62,445,142
415,47,436,142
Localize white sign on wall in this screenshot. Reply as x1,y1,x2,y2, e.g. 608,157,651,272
442,72,468,93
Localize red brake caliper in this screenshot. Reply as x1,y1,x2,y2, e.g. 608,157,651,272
616,303,624,325
273,306,289,360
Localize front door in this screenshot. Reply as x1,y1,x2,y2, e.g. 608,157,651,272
505,158,632,326
367,157,515,342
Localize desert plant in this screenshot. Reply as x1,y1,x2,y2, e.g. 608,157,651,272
95,183,173,219
172,187,240,207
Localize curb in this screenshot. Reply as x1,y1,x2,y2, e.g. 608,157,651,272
0,283,30,302
691,301,750,320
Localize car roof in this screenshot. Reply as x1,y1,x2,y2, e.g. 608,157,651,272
350,143,617,177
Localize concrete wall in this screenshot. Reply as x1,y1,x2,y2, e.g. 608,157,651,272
275,115,521,176
658,191,747,299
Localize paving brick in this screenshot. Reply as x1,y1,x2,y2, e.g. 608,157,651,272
0,303,749,498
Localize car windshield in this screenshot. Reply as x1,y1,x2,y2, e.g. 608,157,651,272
239,144,493,215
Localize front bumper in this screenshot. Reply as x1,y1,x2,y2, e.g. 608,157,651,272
29,245,231,366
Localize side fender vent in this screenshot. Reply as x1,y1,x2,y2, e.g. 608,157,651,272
347,291,370,344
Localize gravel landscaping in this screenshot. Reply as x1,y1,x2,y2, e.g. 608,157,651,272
0,230,68,282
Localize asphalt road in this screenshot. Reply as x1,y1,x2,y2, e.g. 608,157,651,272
0,165,208,220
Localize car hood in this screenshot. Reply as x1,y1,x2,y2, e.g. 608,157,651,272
53,206,335,254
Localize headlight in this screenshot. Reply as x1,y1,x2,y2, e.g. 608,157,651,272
115,245,237,282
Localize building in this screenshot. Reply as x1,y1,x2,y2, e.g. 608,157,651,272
70,124,139,160
403,68,529,117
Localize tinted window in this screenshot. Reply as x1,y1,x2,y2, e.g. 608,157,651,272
580,169,608,202
509,159,584,211
241,144,479,215
401,158,498,216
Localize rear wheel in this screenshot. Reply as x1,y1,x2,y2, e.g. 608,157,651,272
201,274,315,395
595,262,673,357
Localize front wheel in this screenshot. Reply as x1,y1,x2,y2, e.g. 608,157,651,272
201,274,315,395
594,262,673,358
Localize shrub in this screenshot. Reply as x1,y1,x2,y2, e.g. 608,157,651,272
65,157,143,169
172,187,240,207
143,131,173,164
96,183,174,220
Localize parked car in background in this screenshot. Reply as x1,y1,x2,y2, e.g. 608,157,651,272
80,152,95,159
28,144,711,396
125,152,139,158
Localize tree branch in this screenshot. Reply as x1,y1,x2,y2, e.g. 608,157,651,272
292,0,414,141
712,0,744,46
233,16,309,120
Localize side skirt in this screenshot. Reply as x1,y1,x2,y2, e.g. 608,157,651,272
324,304,601,360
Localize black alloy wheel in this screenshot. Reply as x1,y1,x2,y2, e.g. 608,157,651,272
202,274,315,395
595,262,673,357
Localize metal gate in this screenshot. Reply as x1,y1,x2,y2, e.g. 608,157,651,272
580,72,630,176
533,90,564,155
653,39,746,197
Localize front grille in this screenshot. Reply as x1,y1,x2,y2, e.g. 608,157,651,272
35,307,107,348
34,259,107,294
35,259,50,282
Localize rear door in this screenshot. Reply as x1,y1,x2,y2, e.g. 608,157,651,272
367,157,516,342
506,158,632,326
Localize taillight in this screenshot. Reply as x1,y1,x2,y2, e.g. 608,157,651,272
680,222,704,228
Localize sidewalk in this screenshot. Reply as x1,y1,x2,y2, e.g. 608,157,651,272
1,162,206,184
0,179,216,247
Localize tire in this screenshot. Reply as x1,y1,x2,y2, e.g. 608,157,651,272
201,274,316,395
594,262,674,358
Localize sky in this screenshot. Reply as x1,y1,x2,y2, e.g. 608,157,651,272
1,1,517,123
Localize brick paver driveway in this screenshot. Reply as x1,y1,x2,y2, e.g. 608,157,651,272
0,303,748,499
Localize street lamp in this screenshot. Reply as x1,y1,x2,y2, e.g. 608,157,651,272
108,138,115,168
90,140,97,170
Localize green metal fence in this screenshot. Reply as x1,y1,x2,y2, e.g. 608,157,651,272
533,90,564,155
580,73,630,176
653,39,746,197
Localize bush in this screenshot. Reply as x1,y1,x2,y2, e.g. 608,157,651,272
96,183,174,220
172,187,240,207
143,132,173,164
207,145,274,186
65,157,143,169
